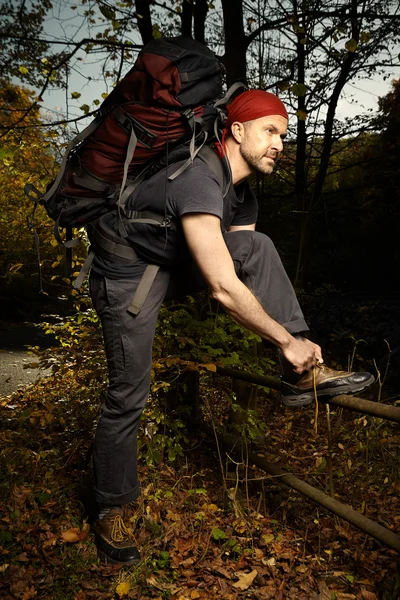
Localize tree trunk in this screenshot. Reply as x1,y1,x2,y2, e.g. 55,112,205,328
221,0,247,85
194,0,208,43
135,0,153,45
181,0,193,37
293,9,308,288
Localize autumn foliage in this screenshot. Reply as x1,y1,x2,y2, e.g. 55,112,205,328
0,82,57,294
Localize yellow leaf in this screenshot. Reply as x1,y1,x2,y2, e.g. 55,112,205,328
296,109,308,121
61,527,81,542
233,569,258,590
116,581,131,597
166,510,180,521
262,533,274,543
9,263,23,273
43,537,57,548
19,66,29,75
0,563,9,573
199,363,217,372
296,564,308,573
191,592,201,599
345,38,358,52
201,503,219,512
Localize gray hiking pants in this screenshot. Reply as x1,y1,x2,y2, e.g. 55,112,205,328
89,230,308,506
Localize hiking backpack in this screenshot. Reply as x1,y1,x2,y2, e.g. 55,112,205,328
24,35,245,309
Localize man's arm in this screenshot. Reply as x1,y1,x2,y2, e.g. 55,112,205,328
181,213,322,373
227,223,256,232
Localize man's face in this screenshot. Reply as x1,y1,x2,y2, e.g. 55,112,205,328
236,114,288,175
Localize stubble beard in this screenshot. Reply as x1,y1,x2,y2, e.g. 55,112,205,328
240,144,275,176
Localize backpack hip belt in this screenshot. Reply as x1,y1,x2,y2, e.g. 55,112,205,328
81,210,176,315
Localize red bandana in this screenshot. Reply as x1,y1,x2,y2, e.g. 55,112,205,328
215,90,288,158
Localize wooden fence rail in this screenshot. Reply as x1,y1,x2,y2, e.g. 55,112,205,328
191,365,400,552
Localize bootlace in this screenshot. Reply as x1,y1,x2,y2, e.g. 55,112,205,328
111,514,132,543
313,365,319,433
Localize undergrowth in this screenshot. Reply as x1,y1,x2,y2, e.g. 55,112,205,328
1,290,400,599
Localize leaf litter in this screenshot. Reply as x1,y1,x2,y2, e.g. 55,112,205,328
0,346,399,599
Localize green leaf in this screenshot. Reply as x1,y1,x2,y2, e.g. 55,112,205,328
93,99,100,106
99,5,115,19
79,104,90,114
277,80,291,91
345,38,358,52
71,91,81,99
0,530,12,543
152,25,162,39
360,31,371,44
212,527,226,540
345,574,354,583
296,109,308,121
291,83,307,97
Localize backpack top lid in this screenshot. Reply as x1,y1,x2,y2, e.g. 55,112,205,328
102,36,224,110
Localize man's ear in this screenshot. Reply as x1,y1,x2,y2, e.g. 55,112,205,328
230,121,244,144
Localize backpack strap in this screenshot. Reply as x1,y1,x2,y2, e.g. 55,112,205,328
214,82,247,109
117,123,138,238
127,264,161,316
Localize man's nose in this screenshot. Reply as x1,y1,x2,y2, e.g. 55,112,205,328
272,135,284,152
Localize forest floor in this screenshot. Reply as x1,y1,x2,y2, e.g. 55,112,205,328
0,296,400,600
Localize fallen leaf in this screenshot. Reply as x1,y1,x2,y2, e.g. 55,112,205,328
166,510,181,521
61,528,81,543
116,581,131,597
21,587,37,600
296,564,308,573
0,563,9,573
17,552,29,562
43,536,57,548
232,569,258,590
146,576,181,593
361,591,377,600
201,503,219,512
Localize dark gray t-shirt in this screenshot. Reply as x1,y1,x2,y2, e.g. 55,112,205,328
92,156,258,278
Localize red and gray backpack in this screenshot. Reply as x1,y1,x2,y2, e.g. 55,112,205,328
25,36,245,311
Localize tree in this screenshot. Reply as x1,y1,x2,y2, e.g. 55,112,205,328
1,0,399,291
0,81,57,295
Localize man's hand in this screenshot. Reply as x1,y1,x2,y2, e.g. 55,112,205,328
281,337,323,374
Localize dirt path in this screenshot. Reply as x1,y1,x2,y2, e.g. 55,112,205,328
0,322,54,397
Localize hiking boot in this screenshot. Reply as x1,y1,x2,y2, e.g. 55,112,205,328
93,506,140,565
281,363,375,408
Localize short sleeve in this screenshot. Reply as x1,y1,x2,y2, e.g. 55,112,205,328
169,160,224,220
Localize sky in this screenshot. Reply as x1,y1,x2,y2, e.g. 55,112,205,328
36,1,399,132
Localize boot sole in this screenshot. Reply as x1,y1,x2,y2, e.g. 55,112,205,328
97,548,141,566
282,374,375,408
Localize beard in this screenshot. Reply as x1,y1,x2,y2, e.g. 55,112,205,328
240,143,276,175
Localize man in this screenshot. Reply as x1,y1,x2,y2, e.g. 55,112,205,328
88,89,374,564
